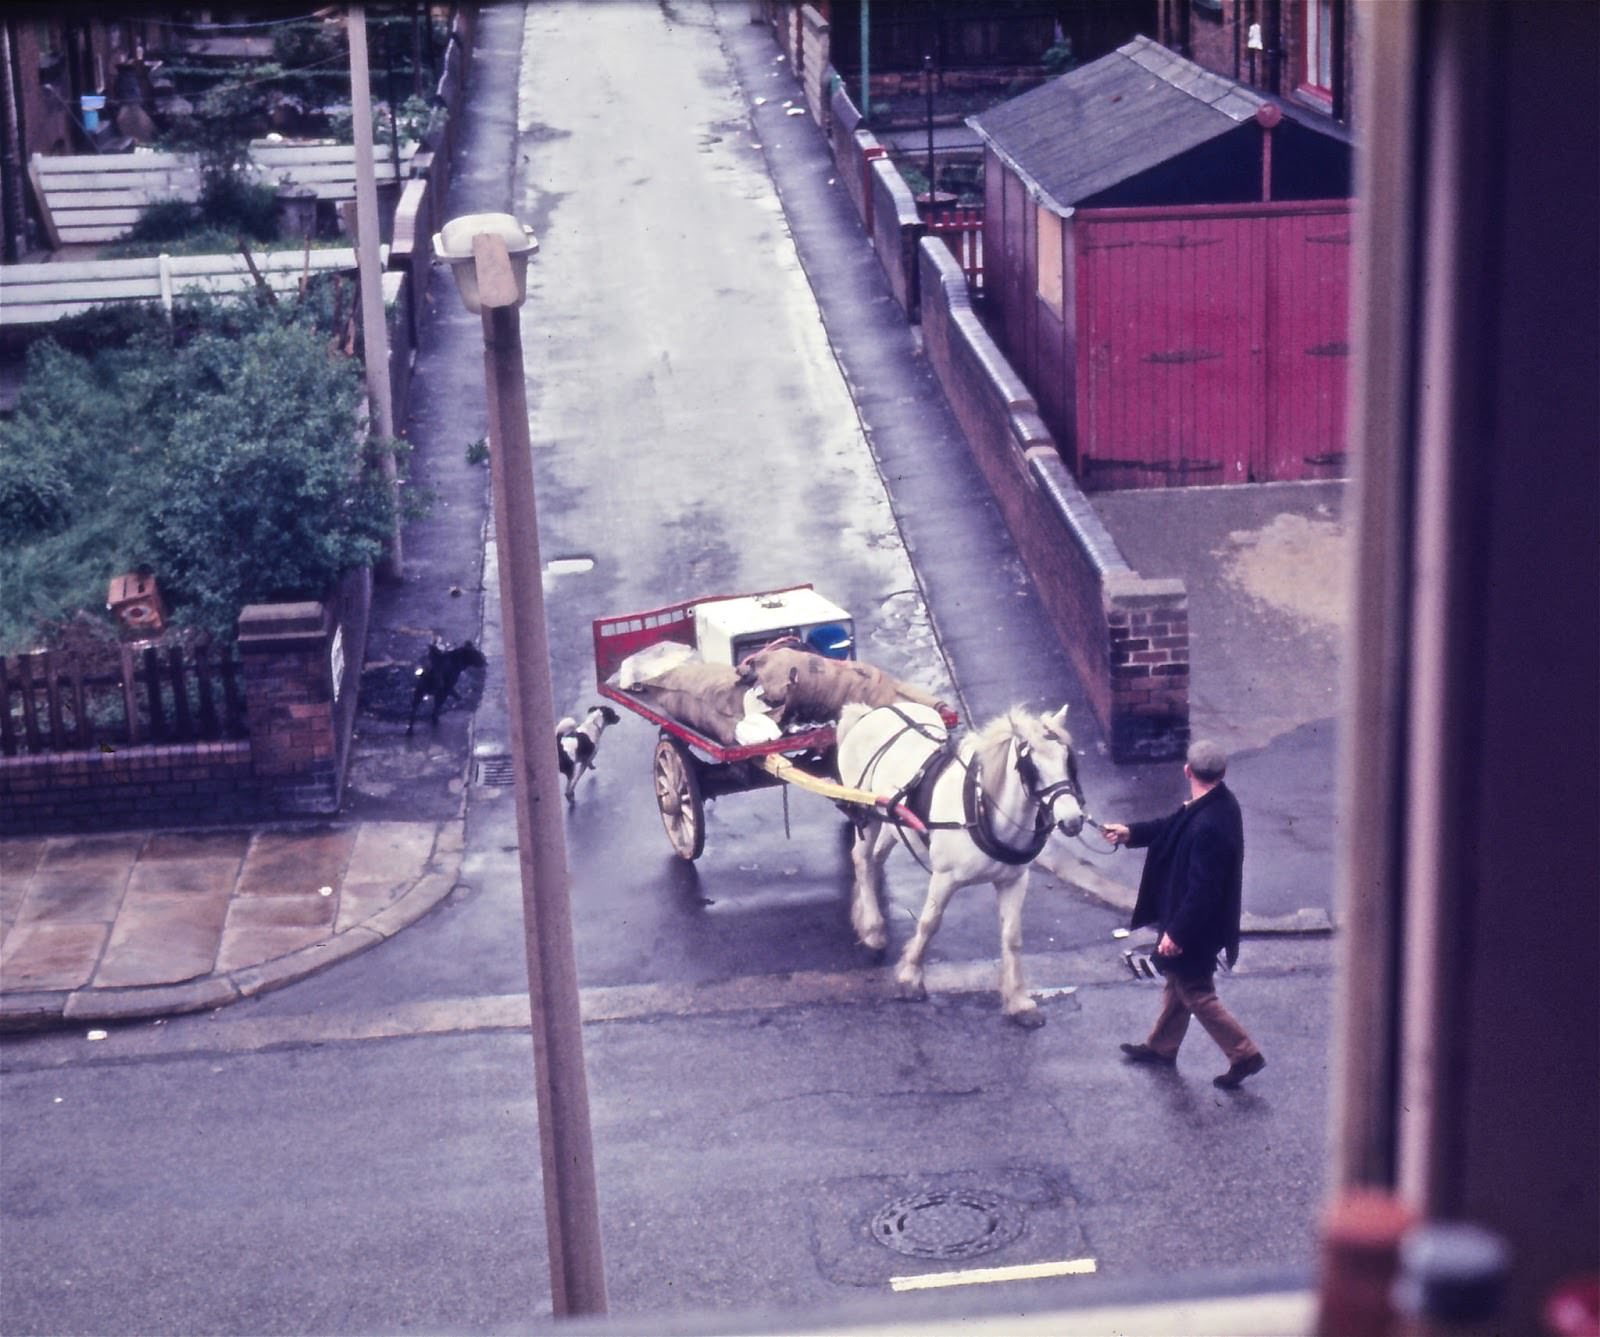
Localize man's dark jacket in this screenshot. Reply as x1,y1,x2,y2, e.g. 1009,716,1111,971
1127,783,1244,977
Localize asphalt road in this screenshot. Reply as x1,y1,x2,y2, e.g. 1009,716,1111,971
0,5,1334,1333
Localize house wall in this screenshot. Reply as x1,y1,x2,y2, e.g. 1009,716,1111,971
1159,0,1357,127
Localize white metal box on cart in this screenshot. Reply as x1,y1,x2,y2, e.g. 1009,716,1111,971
693,588,855,666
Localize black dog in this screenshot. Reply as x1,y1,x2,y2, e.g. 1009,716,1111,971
407,640,487,733
555,705,621,800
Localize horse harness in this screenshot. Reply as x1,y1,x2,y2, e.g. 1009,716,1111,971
846,706,1084,867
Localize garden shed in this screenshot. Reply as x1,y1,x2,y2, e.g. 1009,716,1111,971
971,36,1354,488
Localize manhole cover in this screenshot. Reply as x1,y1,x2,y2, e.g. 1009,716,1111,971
475,755,515,787
869,1189,1025,1260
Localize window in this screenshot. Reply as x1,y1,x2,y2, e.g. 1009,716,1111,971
1037,206,1063,317
1300,0,1337,100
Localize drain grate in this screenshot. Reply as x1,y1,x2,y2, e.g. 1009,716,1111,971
474,754,515,787
869,1189,1025,1260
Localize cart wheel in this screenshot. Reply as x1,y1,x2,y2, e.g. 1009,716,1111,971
654,736,706,861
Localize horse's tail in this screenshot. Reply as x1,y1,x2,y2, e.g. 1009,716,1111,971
836,701,873,745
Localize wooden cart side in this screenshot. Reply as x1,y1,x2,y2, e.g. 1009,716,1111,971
591,600,697,683
590,583,820,683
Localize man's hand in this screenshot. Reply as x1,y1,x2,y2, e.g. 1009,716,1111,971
1157,932,1181,957
1102,822,1130,846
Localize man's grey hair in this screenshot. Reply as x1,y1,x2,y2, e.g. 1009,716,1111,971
1186,739,1228,782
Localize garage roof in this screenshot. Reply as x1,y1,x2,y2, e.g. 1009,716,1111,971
970,36,1345,211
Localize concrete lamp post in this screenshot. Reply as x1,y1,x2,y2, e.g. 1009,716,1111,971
432,212,608,1319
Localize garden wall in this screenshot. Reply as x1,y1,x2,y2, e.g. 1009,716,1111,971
917,238,1188,760
868,156,925,319
0,570,372,835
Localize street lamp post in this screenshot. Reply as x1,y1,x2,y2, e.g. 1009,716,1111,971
432,213,608,1319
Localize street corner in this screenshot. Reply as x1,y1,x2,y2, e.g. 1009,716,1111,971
0,817,466,1034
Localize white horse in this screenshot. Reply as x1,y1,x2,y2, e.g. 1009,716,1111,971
835,700,1085,1027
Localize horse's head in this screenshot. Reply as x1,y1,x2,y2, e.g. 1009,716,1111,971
1011,704,1085,838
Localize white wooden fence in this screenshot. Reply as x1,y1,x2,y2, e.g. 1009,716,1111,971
0,247,376,325
27,139,417,248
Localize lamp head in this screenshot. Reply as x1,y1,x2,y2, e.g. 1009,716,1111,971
433,212,538,312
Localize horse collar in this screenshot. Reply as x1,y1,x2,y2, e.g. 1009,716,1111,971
963,747,1051,866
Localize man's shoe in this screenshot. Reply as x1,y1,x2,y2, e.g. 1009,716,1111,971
1213,1053,1267,1089
1120,1042,1176,1066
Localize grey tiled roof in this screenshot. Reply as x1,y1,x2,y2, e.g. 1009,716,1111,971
970,35,1315,209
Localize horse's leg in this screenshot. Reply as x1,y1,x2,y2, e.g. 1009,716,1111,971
995,871,1043,1028
895,867,961,1000
850,820,889,952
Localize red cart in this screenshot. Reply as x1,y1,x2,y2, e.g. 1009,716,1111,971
592,585,956,860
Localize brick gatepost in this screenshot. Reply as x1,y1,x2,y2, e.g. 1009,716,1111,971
236,600,342,814
1104,575,1190,762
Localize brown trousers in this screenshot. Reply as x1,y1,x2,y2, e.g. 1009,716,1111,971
1146,972,1260,1064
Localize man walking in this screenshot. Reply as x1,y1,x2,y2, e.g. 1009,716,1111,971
1102,740,1266,1089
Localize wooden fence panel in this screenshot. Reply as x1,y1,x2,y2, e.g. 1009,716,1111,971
0,640,246,757
925,205,984,289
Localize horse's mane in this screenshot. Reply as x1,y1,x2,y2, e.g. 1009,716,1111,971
971,707,1044,779
972,707,1038,751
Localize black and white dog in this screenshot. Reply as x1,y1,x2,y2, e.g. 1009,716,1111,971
555,705,620,800
407,640,488,733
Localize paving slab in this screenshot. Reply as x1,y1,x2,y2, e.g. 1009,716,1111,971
93,891,229,988
236,826,359,897
0,921,108,991
142,830,253,861
37,832,144,869
125,858,239,898
14,869,129,924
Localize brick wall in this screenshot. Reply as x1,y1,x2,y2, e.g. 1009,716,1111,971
1,571,372,835
869,157,924,318
916,237,1188,760
829,82,889,241
800,7,830,127
0,742,261,833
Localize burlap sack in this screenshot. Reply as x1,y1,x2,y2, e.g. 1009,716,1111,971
628,661,776,747
739,646,941,725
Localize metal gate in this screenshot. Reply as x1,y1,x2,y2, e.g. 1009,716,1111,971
1075,201,1351,487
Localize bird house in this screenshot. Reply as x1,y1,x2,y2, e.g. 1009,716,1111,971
107,572,166,633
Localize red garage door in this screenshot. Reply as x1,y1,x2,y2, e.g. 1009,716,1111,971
1075,201,1351,488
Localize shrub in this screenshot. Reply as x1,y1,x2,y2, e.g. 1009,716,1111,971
123,197,202,244
198,173,280,242
0,299,400,651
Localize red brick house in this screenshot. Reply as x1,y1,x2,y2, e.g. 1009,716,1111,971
1156,0,1357,127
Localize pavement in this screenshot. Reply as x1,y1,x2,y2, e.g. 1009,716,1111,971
0,3,1340,1034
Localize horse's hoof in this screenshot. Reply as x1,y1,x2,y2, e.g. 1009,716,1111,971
859,927,887,953
1007,1007,1046,1030
895,977,927,1001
